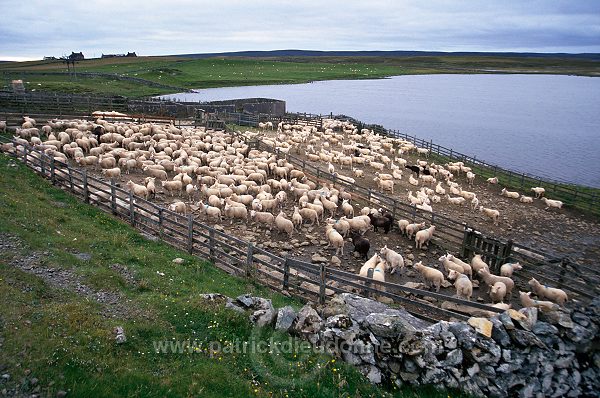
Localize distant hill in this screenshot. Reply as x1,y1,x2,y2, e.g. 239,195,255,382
172,49,600,60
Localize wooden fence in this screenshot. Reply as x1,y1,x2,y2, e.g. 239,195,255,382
227,130,600,302
221,111,599,215
7,139,544,323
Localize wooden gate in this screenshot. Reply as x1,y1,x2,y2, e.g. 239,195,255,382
460,227,513,272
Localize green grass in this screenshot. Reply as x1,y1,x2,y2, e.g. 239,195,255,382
1,54,598,98
0,153,468,397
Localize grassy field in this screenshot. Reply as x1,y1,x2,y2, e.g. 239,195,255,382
1,54,598,98
0,153,469,397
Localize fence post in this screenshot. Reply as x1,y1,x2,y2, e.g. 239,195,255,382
67,165,74,191
129,191,135,226
319,263,327,305
245,242,253,277
83,169,89,203
50,157,56,184
110,179,117,214
283,257,290,290
209,228,215,262
40,152,46,176
460,226,471,259
23,145,28,164
158,207,164,239
187,214,194,254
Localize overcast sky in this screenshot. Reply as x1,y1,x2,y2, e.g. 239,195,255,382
1,0,599,61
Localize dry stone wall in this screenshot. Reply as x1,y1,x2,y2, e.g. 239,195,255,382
217,292,599,397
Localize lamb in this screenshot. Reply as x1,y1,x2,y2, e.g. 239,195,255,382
101,167,121,179
351,231,370,260
487,177,498,184
413,261,444,292
519,195,534,203
454,274,473,301
528,278,568,306
499,262,522,277
408,175,419,186
325,223,344,256
541,197,563,210
489,282,507,303
478,268,515,299
223,203,248,224
501,188,520,199
359,254,381,278
330,217,350,237
169,201,187,215
379,246,404,274
126,180,149,200
405,222,426,240
415,225,435,249
352,168,364,178
531,187,546,198
479,206,500,225
435,182,446,195
470,196,479,211
161,180,183,196
519,291,559,311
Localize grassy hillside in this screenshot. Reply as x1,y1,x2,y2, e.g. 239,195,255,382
0,153,466,397
1,54,598,98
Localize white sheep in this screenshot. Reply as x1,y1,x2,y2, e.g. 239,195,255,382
102,167,121,178
470,196,479,210
299,207,319,225
397,219,410,236
325,223,344,255
489,281,507,303
379,246,404,274
126,180,149,200
439,254,465,276
413,261,444,292
528,278,568,306
223,203,248,224
161,180,183,197
519,291,559,311
454,274,473,301
487,177,498,184
478,268,515,299
541,197,563,210
499,262,522,278
479,206,500,225
341,199,354,217
466,171,475,186
292,206,303,229
198,201,221,221
275,211,294,238
531,187,545,198
445,254,473,278
519,195,534,203
145,177,156,199
405,221,425,240
415,225,435,249
169,201,187,215
471,254,490,276
185,184,197,201
501,188,520,199
447,195,466,206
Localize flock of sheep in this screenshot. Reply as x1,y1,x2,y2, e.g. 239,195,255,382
2,115,570,314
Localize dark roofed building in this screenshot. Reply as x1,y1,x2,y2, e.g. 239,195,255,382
69,52,84,61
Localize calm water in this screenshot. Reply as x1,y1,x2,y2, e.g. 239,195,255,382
162,75,600,187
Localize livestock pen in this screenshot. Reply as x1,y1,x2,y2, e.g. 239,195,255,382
2,136,597,324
